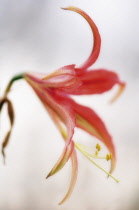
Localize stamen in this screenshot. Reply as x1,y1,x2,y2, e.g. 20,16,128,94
75,142,119,183
110,153,112,159
75,143,104,159
82,150,105,159
95,150,98,156
96,143,101,151
106,153,112,161
76,143,97,151
82,149,119,183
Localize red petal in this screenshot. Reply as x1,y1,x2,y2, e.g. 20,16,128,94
46,140,74,178
25,65,80,89
71,100,116,173
44,105,78,204
109,82,126,103
43,91,76,177
25,77,76,175
48,91,116,173
62,7,101,70
60,69,125,96
59,149,78,205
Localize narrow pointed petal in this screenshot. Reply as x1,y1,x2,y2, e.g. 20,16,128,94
43,103,75,177
53,94,116,173
37,87,76,146
47,91,116,173
62,7,101,70
36,89,76,177
60,69,125,96
25,78,76,175
59,149,78,205
72,101,116,173
44,106,78,204
25,78,76,143
46,140,74,178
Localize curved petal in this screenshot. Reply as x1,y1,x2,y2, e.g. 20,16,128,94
62,7,101,70
72,100,116,173
59,69,125,96
42,64,76,80
59,149,78,205
109,82,126,103
47,91,116,173
25,65,81,89
44,106,78,204
46,140,74,178
42,93,76,177
25,77,76,175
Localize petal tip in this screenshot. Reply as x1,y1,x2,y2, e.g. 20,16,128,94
62,6,101,69
46,173,51,179
58,199,66,205
58,201,63,205
61,7,66,10
61,6,74,11
109,82,126,104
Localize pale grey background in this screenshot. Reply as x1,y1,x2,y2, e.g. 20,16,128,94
0,0,139,210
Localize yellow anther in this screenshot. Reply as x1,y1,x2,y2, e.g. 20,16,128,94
106,154,112,161
96,143,101,151
75,142,118,182
106,154,109,161
95,150,98,156
109,153,112,160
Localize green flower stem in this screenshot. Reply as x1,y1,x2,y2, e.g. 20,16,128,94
4,74,24,97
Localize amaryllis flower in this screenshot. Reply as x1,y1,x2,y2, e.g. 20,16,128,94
0,6,125,204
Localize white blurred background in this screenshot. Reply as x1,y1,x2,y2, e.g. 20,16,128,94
0,0,139,210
